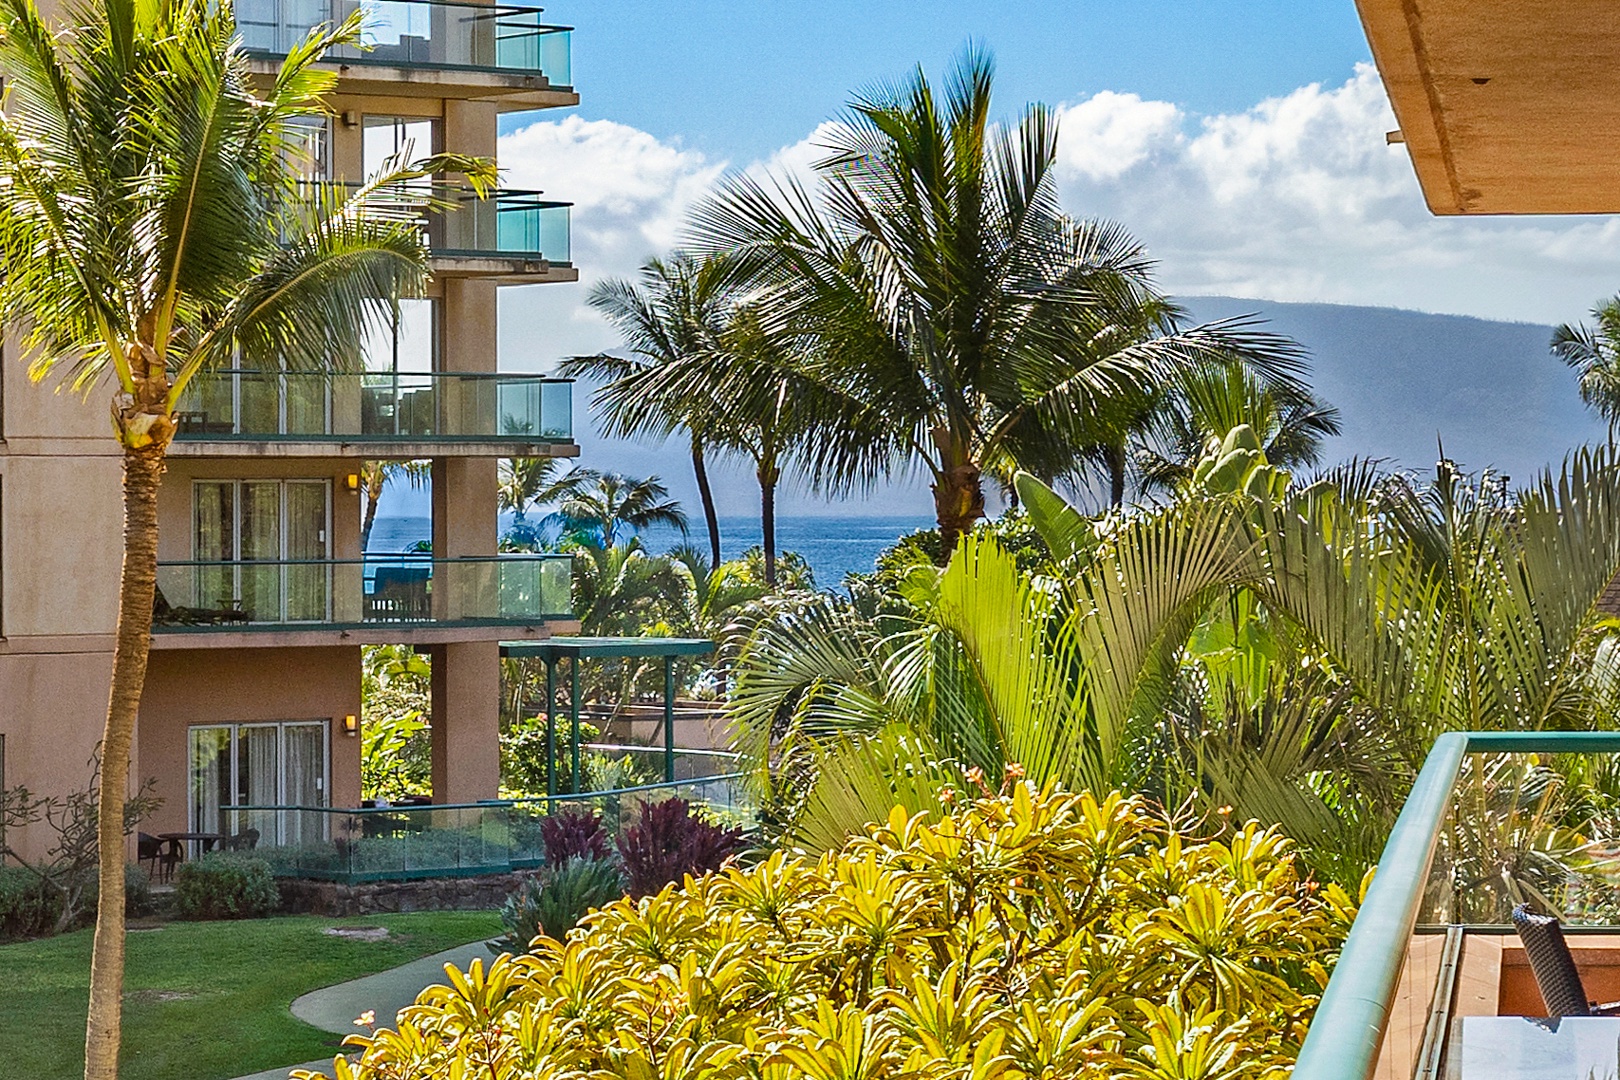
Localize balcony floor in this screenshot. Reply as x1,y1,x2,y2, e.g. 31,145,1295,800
247,58,578,112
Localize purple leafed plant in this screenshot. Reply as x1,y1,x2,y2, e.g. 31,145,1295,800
616,797,745,898
540,807,612,868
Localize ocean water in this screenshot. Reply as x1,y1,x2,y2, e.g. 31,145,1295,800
367,514,938,588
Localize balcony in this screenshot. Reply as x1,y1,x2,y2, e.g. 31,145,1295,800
238,0,575,109
304,184,572,279
1296,731,1620,1080
170,369,573,456
152,553,573,645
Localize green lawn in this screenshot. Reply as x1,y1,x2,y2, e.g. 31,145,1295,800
0,910,500,1080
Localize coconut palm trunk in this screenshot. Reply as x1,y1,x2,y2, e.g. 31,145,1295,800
691,435,721,570
361,478,384,550
759,459,779,587
0,2,496,1073
84,434,166,1079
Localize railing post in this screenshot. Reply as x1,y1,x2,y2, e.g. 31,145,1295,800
570,657,581,795
663,655,675,783
545,659,556,798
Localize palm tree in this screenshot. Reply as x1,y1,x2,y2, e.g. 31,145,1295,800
546,471,688,549
689,49,1305,561
359,460,430,551
1135,361,1342,496
729,437,1620,867
569,254,859,587
496,457,585,550
565,256,733,570
0,1,494,1073
1552,296,1620,438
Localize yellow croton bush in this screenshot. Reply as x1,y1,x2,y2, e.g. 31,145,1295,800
299,783,1355,1080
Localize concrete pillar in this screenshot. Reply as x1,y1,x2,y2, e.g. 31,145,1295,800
429,641,502,802
443,99,497,159
428,251,503,803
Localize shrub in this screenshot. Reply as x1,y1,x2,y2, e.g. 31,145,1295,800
321,786,1356,1080
173,853,279,920
540,808,611,868
496,857,624,949
0,865,62,941
615,796,745,898
124,863,153,918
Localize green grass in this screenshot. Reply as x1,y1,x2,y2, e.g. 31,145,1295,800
0,910,500,1080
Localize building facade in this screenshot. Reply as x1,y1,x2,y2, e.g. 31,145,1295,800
0,0,581,856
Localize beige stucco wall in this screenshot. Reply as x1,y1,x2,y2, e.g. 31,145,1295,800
137,646,363,835
156,457,366,562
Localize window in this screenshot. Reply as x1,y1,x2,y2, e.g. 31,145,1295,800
192,479,331,622
189,721,328,846
363,298,439,375
284,115,331,184
362,116,439,176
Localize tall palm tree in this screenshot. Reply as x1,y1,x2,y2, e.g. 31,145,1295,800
496,457,585,550
359,460,429,551
0,0,494,1074
570,254,858,587
565,256,733,570
546,470,688,549
689,49,1305,561
1552,296,1620,438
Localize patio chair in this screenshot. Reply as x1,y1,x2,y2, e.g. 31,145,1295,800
1511,903,1620,1018
137,832,162,880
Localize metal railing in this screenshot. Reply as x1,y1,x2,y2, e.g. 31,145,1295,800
299,183,571,263
238,0,572,84
153,553,572,630
174,369,572,443
225,773,751,882
1295,731,1620,1080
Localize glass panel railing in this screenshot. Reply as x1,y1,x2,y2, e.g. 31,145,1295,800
1420,750,1620,927
237,0,572,84
1296,732,1620,1080
227,774,752,882
174,370,572,442
153,554,573,629
293,184,571,263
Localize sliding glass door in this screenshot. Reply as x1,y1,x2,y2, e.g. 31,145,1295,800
193,480,331,622
188,720,329,847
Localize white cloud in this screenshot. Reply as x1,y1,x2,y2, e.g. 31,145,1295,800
1054,90,1182,181
487,67,1620,518
1050,64,1620,323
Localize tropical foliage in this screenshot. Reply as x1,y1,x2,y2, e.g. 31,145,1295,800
687,50,1307,556
302,784,1353,1080
0,0,496,1064
727,428,1620,885
1553,295,1620,435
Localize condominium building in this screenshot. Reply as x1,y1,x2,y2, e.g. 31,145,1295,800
0,0,582,857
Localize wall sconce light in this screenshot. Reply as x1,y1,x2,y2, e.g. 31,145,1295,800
346,473,360,492
341,109,360,128
343,714,358,736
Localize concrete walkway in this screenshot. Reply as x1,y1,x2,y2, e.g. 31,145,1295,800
227,941,493,1080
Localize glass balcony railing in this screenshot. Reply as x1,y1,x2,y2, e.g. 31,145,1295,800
1294,732,1620,1080
153,553,573,631
238,0,572,85
173,369,571,443
223,773,751,882
299,184,571,264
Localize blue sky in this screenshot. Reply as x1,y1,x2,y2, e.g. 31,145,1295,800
508,1,1375,164
381,3,1620,521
